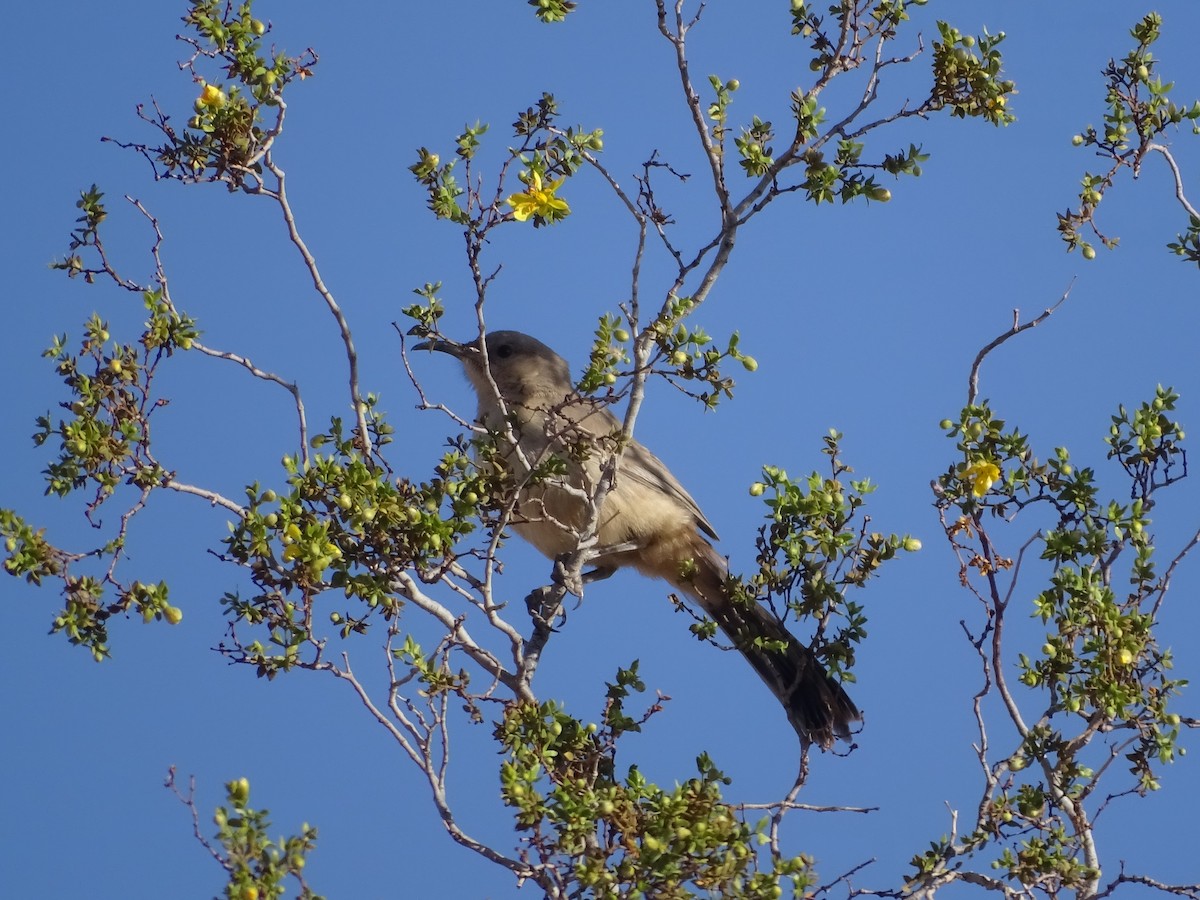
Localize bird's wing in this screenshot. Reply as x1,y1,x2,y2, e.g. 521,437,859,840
564,399,720,542
620,439,720,541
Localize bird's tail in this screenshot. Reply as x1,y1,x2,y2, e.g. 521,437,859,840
679,538,861,750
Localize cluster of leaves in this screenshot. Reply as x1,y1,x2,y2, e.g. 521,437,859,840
220,418,497,677
578,314,632,395
578,307,756,409
710,8,1012,213
926,388,1189,891
210,777,323,900
727,432,919,681
930,23,1017,126
401,281,447,335
0,501,182,659
115,0,316,187
796,138,926,205
528,0,576,24
496,664,814,898
1058,13,1200,263
2,191,202,658
640,296,757,410
51,185,108,282
410,92,601,229
705,77,918,206
790,0,929,69
705,75,740,149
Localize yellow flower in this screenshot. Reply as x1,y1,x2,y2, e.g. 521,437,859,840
198,83,226,108
506,171,570,223
963,459,1001,497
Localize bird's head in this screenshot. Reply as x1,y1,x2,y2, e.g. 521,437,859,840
413,330,573,406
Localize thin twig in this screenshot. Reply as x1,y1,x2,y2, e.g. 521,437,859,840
968,283,1073,404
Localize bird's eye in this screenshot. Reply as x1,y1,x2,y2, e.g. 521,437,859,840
495,344,513,358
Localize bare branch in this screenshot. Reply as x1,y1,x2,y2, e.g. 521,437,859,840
1146,142,1199,219
164,767,229,871
655,0,730,216
162,479,245,516
968,284,1074,404
260,151,372,458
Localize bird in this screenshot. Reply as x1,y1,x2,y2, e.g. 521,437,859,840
415,329,860,749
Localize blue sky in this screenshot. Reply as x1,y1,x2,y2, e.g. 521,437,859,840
4,2,1200,897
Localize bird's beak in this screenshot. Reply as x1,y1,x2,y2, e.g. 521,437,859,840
412,337,465,357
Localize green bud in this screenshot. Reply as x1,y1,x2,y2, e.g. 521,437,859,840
228,778,250,806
